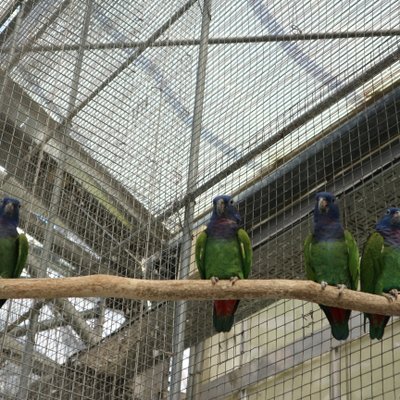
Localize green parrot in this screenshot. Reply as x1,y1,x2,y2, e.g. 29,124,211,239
195,195,252,332
361,207,400,340
304,192,359,340
0,197,29,309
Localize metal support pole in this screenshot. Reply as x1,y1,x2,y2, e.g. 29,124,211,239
330,346,341,399
169,1,211,399
16,2,93,398
0,0,26,116
186,341,204,400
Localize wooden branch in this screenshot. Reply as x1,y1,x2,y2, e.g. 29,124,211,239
0,276,399,316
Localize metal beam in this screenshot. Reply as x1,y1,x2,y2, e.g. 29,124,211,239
0,333,61,377
169,0,211,398
10,308,100,338
5,0,73,69
17,2,94,396
51,298,99,346
65,0,199,123
3,29,400,54
0,300,46,337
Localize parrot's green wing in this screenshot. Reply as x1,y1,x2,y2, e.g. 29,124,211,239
360,231,383,294
237,228,252,278
344,230,360,291
195,231,207,279
14,233,28,278
303,233,315,281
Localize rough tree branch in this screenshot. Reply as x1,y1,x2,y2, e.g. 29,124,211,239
0,276,399,316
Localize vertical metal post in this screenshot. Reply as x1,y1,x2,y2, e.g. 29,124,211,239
186,341,204,400
16,1,93,398
0,1,27,117
0,3,26,374
330,346,341,399
169,1,211,399
239,319,249,400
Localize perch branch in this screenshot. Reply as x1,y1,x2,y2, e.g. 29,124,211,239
0,276,399,316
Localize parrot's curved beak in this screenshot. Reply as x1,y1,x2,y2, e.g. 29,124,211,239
318,197,328,213
4,202,14,215
216,199,225,216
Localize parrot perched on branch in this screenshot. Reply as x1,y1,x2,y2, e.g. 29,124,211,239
361,207,400,340
0,197,28,309
304,192,359,340
195,195,252,332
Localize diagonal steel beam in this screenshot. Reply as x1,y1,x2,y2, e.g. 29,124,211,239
65,0,198,123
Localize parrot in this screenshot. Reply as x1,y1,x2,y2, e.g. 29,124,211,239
0,197,29,309
304,192,359,340
195,195,252,332
360,207,400,340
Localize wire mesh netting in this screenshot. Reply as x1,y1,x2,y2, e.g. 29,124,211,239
0,0,399,399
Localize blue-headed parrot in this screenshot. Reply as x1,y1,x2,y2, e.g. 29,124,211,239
0,197,28,309
195,195,252,332
361,207,400,339
304,192,359,340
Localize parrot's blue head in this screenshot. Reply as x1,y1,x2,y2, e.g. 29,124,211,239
377,207,400,227
376,207,400,246
208,195,241,237
314,192,340,220
313,192,343,240
212,195,241,223
0,197,21,227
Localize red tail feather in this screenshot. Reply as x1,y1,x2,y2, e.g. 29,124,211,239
212,300,239,332
214,300,238,317
329,307,349,323
367,313,390,340
320,305,350,340
369,314,387,325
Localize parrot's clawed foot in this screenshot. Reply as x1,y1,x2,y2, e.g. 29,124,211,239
383,292,396,302
383,289,399,302
320,281,328,290
337,284,347,296
230,276,239,285
210,276,219,285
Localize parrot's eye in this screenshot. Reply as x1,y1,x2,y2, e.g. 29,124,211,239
386,209,391,215
229,199,234,205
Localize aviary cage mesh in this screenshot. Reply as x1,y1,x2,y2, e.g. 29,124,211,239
0,0,399,399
